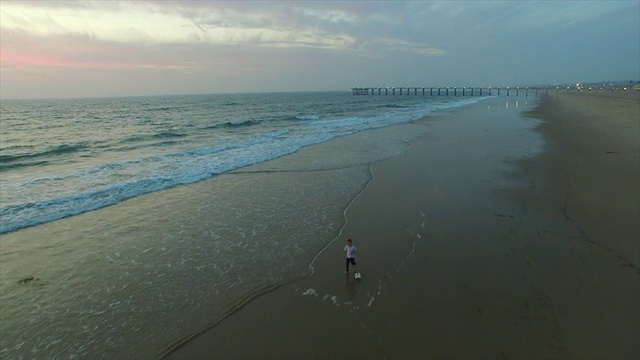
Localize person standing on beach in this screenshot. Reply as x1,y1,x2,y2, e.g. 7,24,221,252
344,239,357,273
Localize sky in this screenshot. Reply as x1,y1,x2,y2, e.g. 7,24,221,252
1,0,638,99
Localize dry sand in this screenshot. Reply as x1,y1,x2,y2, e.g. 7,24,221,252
164,92,639,360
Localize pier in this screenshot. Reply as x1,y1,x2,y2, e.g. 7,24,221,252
351,86,583,97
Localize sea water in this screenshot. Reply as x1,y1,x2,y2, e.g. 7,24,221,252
1,92,484,234
1,92,486,358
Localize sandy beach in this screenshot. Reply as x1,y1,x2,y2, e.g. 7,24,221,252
163,92,639,360
2,2,638,359
2,92,637,359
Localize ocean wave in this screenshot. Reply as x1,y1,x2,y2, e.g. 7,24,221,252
120,131,188,144
0,129,295,234
154,131,187,139
144,106,185,112
377,104,411,109
109,140,184,153
0,160,50,172
0,177,178,234
222,119,260,128
291,114,320,121
200,119,263,130
0,143,88,163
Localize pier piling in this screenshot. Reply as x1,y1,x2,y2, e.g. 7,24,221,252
351,85,569,96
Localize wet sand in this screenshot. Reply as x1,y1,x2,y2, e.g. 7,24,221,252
164,92,639,360
160,94,640,359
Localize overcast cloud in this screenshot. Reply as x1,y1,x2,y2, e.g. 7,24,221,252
1,0,638,99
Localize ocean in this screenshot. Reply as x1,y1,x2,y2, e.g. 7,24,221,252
1,92,488,358
1,92,484,235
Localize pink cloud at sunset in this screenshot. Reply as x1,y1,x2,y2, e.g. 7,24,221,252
0,50,197,71
2,51,125,69
0,1,638,99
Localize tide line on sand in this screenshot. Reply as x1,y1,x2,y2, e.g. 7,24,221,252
307,163,376,275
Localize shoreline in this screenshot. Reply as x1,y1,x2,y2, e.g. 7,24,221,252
166,92,639,359
164,97,537,359
0,100,440,359
3,91,637,359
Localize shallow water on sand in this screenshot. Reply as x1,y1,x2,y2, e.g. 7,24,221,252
0,119,430,359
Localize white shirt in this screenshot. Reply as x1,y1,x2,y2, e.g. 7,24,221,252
344,244,357,259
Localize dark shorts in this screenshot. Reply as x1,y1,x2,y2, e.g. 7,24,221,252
345,257,356,269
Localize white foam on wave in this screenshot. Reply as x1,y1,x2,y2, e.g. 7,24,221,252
293,114,320,120
367,295,375,307
0,97,488,234
302,288,318,296
377,279,384,296
322,294,339,305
